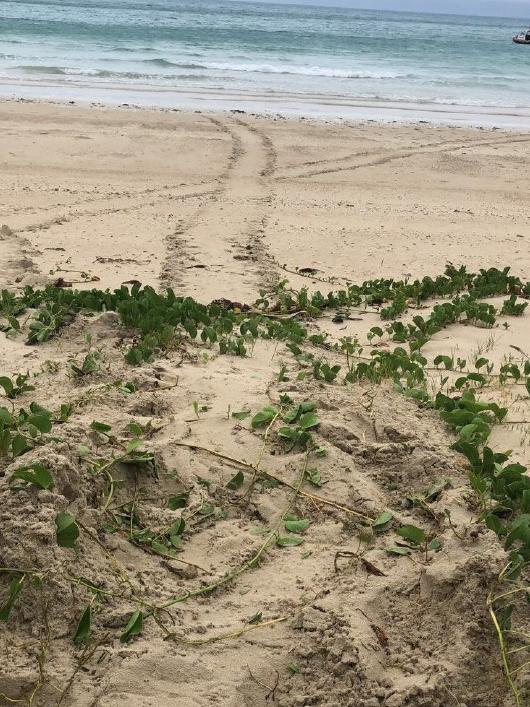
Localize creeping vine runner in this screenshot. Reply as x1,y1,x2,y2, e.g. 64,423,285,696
1,263,530,704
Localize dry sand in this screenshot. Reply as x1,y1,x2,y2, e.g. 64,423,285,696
1,100,530,706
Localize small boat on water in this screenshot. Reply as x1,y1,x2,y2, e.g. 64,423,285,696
513,29,530,44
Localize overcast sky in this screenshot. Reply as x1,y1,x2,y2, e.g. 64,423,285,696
235,0,530,18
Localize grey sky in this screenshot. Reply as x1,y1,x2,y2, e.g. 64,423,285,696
235,0,530,19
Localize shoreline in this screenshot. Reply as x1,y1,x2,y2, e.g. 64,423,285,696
3,82,530,130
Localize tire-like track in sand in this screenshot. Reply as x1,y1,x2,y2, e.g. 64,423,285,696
275,134,530,181
161,115,277,304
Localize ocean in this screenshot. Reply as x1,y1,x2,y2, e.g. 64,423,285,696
2,0,530,125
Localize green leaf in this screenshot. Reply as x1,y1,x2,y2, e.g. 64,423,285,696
522,490,530,515
396,525,426,546
298,412,320,430
0,407,14,425
126,438,143,454
7,316,20,332
29,403,51,419
372,512,393,533
118,381,137,395
169,534,182,550
469,471,489,497
0,377,14,396
169,518,185,537
0,575,25,621
278,426,299,441
283,406,301,424
55,512,79,548
73,605,92,645
167,493,189,510
10,463,54,491
226,470,245,490
505,515,530,549
28,414,52,434
58,403,73,422
11,434,29,457
151,541,175,557
276,535,304,548
428,538,443,552
0,430,10,456
424,479,449,502
90,421,112,434
232,410,251,421
433,355,454,370
27,424,40,439
251,406,278,429
285,519,310,533
247,611,263,625
485,513,505,537
305,467,322,487
387,546,412,556
498,604,514,632
505,552,526,581
120,610,143,643
127,422,143,437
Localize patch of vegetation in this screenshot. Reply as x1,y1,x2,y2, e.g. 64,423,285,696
1,263,530,704
0,402,55,459
0,372,35,399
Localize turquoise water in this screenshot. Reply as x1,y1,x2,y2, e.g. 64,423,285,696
1,0,530,115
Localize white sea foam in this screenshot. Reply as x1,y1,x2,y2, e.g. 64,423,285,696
11,61,411,83
194,62,410,80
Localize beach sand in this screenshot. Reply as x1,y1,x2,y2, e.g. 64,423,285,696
1,100,529,706
3,101,530,293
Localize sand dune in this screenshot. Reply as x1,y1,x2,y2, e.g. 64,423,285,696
1,100,529,706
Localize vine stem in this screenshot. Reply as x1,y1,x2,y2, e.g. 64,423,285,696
56,636,110,706
507,645,530,657
510,659,530,676
0,567,43,575
76,521,158,613
245,408,283,498
155,451,310,612
487,587,522,707
491,586,530,604
174,440,373,521
164,615,289,646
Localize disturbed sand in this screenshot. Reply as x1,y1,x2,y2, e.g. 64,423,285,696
1,100,530,706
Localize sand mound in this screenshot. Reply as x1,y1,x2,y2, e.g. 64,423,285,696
0,308,513,706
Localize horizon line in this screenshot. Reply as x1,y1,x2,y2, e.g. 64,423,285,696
227,0,530,21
